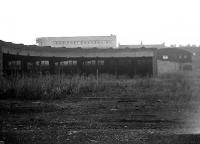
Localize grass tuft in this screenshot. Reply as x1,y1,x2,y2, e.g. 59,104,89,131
0,73,192,101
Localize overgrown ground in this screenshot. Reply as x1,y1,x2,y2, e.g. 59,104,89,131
1,69,200,143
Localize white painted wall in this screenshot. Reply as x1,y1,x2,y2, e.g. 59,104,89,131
36,35,117,48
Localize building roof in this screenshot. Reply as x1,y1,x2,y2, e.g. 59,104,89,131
119,43,165,49
158,48,193,55
0,40,156,58
157,48,192,63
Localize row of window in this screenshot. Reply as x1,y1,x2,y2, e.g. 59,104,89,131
8,59,151,67
55,60,104,66
8,60,105,67
8,61,21,66
55,60,77,66
52,40,112,45
162,55,188,60
8,61,50,67
8,59,151,68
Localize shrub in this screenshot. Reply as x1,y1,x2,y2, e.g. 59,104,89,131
0,73,192,101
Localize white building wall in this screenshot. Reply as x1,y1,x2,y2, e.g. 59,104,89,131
36,35,117,48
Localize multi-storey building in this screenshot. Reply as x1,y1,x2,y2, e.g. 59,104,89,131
36,35,117,48
119,43,165,49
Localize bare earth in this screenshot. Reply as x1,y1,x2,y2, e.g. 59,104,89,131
1,71,200,143
1,96,200,143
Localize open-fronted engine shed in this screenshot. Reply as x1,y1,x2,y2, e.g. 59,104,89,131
1,41,157,77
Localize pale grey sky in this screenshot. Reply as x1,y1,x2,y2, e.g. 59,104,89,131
0,0,200,46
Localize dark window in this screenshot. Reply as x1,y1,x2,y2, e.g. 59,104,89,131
97,60,104,65
84,60,96,65
60,60,77,66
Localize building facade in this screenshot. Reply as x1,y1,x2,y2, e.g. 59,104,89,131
119,43,165,49
36,35,117,48
157,48,192,74
157,48,192,63
1,40,157,77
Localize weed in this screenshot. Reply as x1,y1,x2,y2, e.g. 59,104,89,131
0,73,191,101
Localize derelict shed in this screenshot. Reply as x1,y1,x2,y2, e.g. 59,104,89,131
1,41,157,77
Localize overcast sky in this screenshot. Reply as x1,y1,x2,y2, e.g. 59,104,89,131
0,0,200,46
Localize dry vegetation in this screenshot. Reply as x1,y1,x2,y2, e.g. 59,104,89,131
0,72,197,144
0,73,192,102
